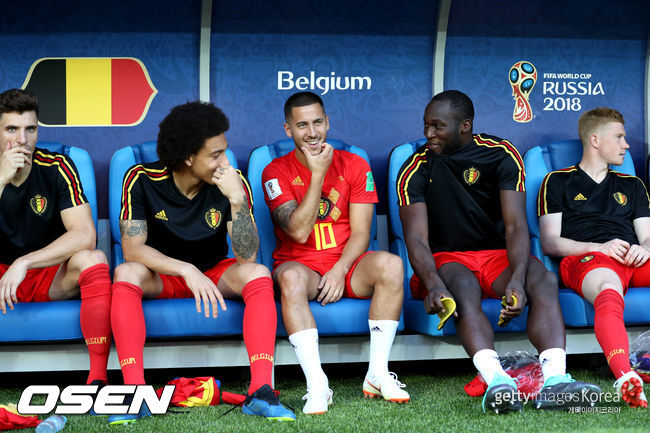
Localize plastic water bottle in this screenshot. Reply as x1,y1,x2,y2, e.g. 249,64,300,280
35,415,67,433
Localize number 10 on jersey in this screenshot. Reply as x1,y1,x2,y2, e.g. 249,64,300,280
313,222,337,250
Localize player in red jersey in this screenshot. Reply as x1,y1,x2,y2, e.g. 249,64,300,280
263,92,409,415
398,90,600,413
539,107,648,408
110,101,294,424
0,88,112,387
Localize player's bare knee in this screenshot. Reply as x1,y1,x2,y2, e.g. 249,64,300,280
375,252,403,293
113,262,148,286
68,249,108,273
276,267,308,299
447,272,478,293
240,262,272,283
597,282,624,298
527,270,558,300
54,284,80,300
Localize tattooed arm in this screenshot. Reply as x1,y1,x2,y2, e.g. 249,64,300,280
226,194,259,263
120,219,201,278
119,218,227,318
211,163,260,263
270,170,325,243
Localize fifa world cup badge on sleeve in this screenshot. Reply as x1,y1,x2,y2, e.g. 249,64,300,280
365,171,374,192
265,178,282,200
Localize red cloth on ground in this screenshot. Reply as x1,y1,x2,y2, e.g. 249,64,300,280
155,377,246,406
0,405,39,430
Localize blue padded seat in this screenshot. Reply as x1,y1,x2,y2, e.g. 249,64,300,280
0,142,98,342
247,138,402,336
388,140,528,336
142,299,244,338
524,139,648,326
108,141,244,338
0,299,246,342
0,300,83,342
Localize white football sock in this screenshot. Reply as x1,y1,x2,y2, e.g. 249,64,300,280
367,319,399,377
288,328,328,390
473,349,506,385
538,348,566,382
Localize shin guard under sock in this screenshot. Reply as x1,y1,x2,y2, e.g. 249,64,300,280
79,263,112,384
111,281,146,385
241,277,277,394
594,289,631,379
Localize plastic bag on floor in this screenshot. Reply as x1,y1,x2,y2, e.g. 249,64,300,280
630,330,650,383
464,350,544,397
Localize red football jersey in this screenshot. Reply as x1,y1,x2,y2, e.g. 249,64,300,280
262,149,378,270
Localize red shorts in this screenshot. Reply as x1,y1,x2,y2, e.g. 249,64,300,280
559,252,650,297
157,258,237,299
274,252,372,299
0,263,60,303
410,249,512,299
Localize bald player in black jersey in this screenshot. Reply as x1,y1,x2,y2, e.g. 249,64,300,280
397,90,599,413
0,88,112,386
108,101,294,425
538,107,648,408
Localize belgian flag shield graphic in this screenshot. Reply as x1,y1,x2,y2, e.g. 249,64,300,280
22,57,157,126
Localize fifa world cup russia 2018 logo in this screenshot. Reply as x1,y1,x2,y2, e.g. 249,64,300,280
509,61,537,123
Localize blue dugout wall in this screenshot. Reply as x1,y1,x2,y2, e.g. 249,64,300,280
0,0,648,218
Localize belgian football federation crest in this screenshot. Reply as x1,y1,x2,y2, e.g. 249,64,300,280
205,208,222,229
318,198,332,219
30,194,47,215
509,61,537,123
580,255,594,263
463,167,480,185
613,192,627,206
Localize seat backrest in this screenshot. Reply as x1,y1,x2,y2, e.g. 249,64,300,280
386,139,427,298
387,139,428,242
108,141,237,266
524,139,635,271
247,138,378,269
37,141,98,228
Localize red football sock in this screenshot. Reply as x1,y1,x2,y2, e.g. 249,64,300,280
111,281,146,385
593,289,631,379
79,264,112,384
241,277,277,394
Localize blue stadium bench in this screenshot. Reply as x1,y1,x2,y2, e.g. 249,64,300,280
0,142,96,342
247,138,404,336
108,141,245,338
524,139,649,326
387,140,528,336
